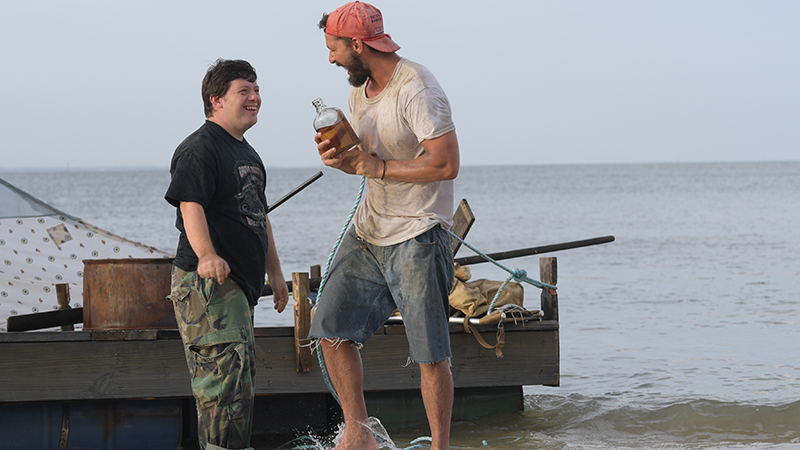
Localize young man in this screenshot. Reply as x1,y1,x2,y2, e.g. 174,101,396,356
308,3,460,449
165,58,289,450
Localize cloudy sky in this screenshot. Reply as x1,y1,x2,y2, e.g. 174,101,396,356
1,0,797,170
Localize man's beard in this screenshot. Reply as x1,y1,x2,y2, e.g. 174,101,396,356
339,51,370,87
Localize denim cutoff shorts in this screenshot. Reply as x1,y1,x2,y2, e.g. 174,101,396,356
308,225,456,364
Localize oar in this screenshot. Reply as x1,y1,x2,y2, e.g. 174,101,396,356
261,236,615,296
267,171,324,213
453,235,615,266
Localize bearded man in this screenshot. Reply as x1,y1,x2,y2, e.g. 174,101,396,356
308,3,461,450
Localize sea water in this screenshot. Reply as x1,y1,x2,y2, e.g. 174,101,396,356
2,161,798,449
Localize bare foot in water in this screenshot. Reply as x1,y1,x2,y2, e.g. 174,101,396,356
333,421,379,450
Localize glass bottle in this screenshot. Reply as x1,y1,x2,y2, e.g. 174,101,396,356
312,98,361,157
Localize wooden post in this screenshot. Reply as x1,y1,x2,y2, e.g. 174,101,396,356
293,272,314,372
310,265,321,280
539,257,558,322
56,283,74,331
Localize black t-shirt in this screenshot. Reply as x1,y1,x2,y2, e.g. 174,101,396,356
165,120,268,305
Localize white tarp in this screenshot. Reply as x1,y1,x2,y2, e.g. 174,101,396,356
0,177,172,331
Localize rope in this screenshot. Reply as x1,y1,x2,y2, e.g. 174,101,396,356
403,436,432,449
314,175,367,405
446,231,556,315
313,176,434,447
316,175,365,306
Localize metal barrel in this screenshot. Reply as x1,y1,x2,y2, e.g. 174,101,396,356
82,258,176,330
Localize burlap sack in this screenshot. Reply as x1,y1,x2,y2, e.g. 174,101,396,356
449,278,525,318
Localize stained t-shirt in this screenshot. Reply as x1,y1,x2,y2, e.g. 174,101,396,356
348,58,456,246
165,120,268,305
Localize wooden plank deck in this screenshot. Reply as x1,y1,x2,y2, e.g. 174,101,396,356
0,321,558,403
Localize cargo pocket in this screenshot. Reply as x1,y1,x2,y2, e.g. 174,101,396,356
167,284,190,304
167,272,193,330
189,339,248,408
167,267,193,303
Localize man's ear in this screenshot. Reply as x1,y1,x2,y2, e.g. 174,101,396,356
209,95,223,113
351,37,365,54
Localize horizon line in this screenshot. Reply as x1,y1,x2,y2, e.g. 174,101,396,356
2,159,799,173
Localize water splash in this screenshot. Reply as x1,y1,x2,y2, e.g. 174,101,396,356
282,417,422,450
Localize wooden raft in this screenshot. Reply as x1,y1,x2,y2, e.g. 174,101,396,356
0,257,558,403
0,198,559,404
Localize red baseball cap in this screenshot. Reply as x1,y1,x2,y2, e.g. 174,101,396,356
326,2,400,53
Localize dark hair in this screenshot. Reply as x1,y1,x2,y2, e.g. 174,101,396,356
201,58,257,118
318,13,329,31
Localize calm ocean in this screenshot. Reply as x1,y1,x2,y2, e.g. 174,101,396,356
2,161,798,449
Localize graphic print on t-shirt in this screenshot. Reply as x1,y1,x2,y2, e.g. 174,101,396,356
235,163,266,230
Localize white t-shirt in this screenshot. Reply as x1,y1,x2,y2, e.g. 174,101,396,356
349,58,456,246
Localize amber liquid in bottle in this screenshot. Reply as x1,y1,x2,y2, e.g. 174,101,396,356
317,121,361,157
312,98,361,156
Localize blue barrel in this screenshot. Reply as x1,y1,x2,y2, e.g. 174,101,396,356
0,399,181,450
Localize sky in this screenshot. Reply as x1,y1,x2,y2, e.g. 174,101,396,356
1,0,798,170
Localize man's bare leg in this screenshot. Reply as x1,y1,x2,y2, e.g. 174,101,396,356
320,340,378,450
419,359,453,450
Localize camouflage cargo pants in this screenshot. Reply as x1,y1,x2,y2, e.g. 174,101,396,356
168,266,256,450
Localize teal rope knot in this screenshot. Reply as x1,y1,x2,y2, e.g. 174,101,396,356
487,269,529,314
447,230,556,315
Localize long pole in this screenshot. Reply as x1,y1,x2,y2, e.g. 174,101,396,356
453,235,615,266
261,235,615,296
267,171,324,213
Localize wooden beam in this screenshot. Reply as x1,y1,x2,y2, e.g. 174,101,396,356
310,264,321,280
6,308,83,332
293,272,314,373
56,283,74,332
540,257,558,322
450,198,475,255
